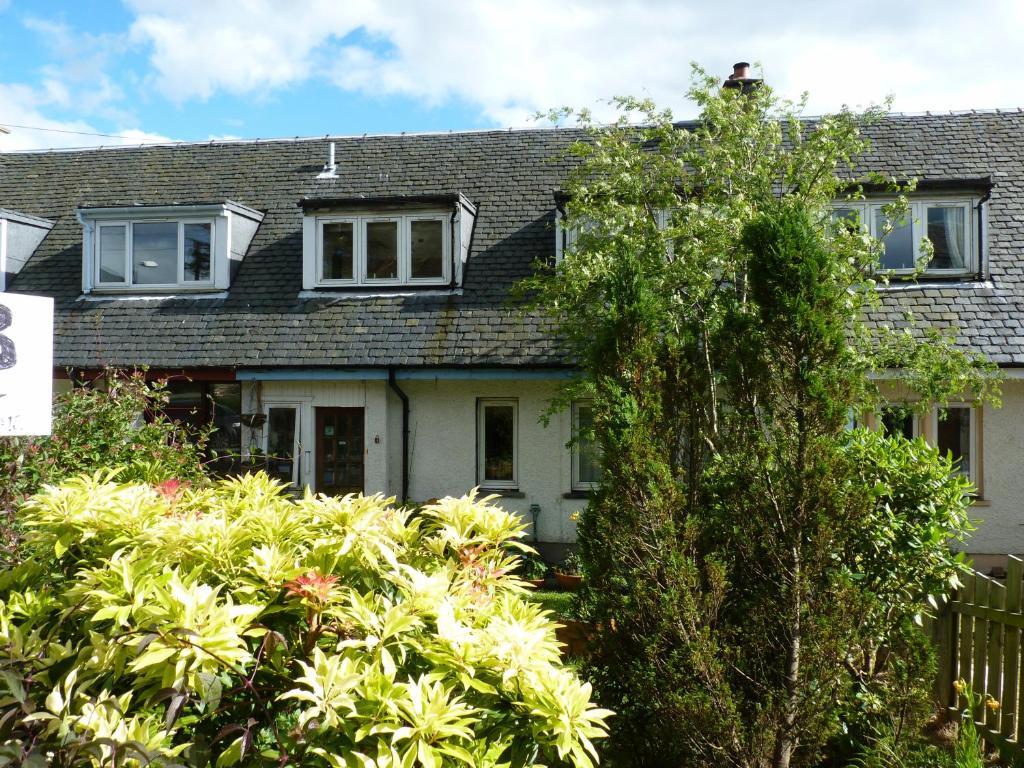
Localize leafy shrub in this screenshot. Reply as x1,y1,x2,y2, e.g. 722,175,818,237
0,474,610,766
0,371,209,564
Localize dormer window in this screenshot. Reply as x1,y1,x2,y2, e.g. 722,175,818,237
301,194,477,290
78,201,264,294
0,208,54,292
833,196,980,277
315,213,449,285
94,220,213,287
554,197,671,264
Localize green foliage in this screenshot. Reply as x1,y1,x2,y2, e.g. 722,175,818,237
557,553,582,577
0,474,610,766
0,371,210,565
526,65,1000,767
527,590,576,622
519,554,549,580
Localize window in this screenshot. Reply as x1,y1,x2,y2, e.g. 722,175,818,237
266,406,300,487
879,406,920,440
572,401,602,491
94,220,214,288
832,199,976,276
313,213,451,286
934,405,976,481
477,399,517,489
555,207,672,264
161,381,242,476
78,202,263,294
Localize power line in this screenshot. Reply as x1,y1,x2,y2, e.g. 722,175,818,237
0,122,149,140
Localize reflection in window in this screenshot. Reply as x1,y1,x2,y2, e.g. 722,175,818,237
323,222,354,280
937,406,972,477
160,380,242,476
184,223,212,282
132,222,179,284
880,407,917,440
410,219,444,279
572,402,602,489
479,400,517,487
927,206,966,270
99,225,127,283
365,221,398,279
267,407,298,486
874,209,915,270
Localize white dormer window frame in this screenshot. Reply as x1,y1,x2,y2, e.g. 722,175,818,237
832,196,979,277
310,211,453,288
90,218,217,290
78,202,264,295
0,208,54,292
555,206,673,264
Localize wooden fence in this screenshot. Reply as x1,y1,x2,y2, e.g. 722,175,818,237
929,555,1024,763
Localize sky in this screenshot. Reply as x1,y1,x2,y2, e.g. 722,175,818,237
1,0,1023,151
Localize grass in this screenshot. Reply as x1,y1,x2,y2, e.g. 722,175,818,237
528,588,577,621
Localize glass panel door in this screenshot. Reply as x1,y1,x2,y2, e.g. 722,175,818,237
315,407,364,495
267,406,298,486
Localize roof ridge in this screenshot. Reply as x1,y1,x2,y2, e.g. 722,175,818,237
0,123,589,155
4,107,1024,156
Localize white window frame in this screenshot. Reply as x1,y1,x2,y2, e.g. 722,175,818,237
477,398,519,490
315,217,358,285
555,207,673,264
313,212,452,287
930,404,979,485
264,403,302,488
571,400,601,492
93,218,217,290
833,197,977,277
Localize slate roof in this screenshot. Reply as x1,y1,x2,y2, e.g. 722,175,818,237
2,112,1024,369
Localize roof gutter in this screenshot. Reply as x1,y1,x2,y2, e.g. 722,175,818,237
388,368,410,503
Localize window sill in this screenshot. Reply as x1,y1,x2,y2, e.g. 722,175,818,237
563,490,591,500
78,290,229,302
971,496,991,507
479,488,524,499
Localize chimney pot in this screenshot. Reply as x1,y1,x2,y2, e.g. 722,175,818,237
731,61,751,80
722,61,761,93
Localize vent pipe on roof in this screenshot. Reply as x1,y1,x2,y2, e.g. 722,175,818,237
317,141,338,179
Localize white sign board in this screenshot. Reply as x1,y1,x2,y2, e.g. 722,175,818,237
0,293,54,436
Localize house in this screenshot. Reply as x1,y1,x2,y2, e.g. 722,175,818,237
1,111,1023,566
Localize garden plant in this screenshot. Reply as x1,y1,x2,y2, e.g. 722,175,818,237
0,474,610,766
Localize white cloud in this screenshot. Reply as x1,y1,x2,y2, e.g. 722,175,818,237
0,15,172,151
124,0,1024,126
0,83,172,151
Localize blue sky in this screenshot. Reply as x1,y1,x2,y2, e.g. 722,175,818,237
2,0,1023,151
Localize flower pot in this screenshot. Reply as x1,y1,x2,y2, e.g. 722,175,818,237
555,620,594,657
555,572,583,591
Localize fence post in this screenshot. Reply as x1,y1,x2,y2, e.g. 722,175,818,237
986,578,1006,733
958,573,976,709
973,576,991,723
1004,556,1022,741
935,594,956,713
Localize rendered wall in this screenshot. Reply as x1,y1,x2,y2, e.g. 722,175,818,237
399,378,585,545
969,380,1024,556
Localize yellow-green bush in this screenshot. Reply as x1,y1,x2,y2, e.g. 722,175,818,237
0,472,610,767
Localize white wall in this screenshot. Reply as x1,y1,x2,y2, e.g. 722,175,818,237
400,378,585,544
968,380,1024,556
